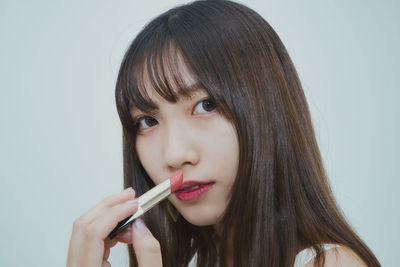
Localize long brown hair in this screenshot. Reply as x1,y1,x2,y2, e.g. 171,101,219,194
114,0,381,266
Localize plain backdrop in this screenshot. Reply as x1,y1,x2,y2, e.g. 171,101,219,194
0,0,398,266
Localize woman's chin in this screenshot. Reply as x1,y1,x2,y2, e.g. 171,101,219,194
179,211,223,226
172,200,226,226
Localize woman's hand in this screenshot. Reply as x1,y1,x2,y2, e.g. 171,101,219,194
66,188,163,267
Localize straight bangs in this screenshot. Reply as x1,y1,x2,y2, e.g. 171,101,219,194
128,41,201,113
116,31,234,140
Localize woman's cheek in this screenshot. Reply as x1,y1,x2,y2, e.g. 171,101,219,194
136,135,162,184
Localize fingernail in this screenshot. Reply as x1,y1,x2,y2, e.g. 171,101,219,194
126,198,138,205
134,218,147,233
123,187,133,193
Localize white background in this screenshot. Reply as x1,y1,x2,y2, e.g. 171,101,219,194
0,0,398,266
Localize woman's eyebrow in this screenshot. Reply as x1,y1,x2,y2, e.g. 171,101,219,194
150,82,206,106
130,83,206,115
178,82,205,100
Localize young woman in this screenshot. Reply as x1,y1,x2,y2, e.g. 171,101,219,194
67,0,381,266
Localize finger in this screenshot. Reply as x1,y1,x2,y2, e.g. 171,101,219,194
131,219,162,267
95,188,136,209
114,226,132,244
78,188,136,227
105,237,118,249
86,198,139,240
103,238,118,260
101,260,111,267
103,246,110,261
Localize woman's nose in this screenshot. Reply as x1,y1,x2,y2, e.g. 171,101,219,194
162,121,200,170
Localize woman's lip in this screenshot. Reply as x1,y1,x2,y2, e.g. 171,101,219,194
174,182,214,202
178,180,213,190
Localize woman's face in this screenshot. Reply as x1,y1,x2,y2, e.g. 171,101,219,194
131,67,239,226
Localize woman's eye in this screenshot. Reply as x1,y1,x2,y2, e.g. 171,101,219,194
135,99,215,131
137,116,158,129
194,98,216,114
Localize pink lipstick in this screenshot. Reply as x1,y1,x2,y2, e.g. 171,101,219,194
174,180,214,202
108,171,183,239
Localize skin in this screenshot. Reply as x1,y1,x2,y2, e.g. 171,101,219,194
132,85,239,227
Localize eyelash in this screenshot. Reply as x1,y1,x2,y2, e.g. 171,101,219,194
134,98,216,131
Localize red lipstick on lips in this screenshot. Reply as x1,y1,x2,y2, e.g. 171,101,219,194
174,180,214,202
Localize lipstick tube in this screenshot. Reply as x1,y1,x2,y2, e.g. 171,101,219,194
108,171,183,239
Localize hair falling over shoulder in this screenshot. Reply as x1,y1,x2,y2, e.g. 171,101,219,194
114,0,381,266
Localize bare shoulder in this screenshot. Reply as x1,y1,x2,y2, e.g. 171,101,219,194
304,246,367,267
